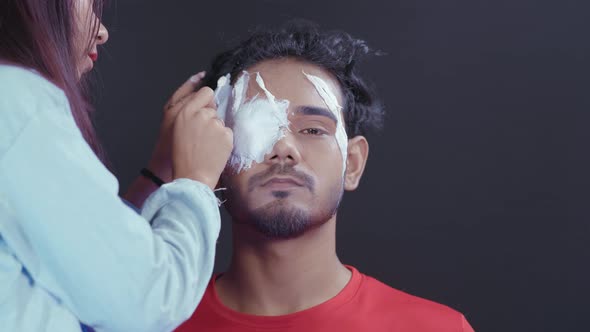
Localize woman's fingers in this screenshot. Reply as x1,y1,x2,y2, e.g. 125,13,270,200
165,71,206,111
181,87,216,114
145,80,214,184
172,91,233,189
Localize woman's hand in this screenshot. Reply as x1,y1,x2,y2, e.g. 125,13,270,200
124,73,232,207
171,87,233,190
147,72,207,182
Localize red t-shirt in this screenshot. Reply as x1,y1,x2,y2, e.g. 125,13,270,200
176,266,475,332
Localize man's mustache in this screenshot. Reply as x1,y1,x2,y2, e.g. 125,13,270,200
247,164,315,192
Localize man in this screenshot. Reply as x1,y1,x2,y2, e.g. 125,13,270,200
177,22,475,332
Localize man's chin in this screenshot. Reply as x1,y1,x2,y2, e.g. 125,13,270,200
246,205,311,239
252,194,305,210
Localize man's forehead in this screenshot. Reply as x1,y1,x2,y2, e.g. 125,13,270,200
242,59,344,106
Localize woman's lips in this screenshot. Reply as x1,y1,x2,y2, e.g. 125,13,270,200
88,53,98,62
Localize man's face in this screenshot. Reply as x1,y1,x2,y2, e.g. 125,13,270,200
221,58,347,239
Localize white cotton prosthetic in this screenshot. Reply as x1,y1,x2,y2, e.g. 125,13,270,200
214,71,250,129
231,71,250,119
302,71,349,175
214,71,290,173
229,97,289,171
214,74,231,121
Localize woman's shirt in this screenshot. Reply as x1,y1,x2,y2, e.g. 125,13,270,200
0,64,220,332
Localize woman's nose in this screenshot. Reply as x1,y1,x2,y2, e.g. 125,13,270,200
96,22,109,45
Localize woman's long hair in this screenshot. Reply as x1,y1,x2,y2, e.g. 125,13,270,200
0,0,107,161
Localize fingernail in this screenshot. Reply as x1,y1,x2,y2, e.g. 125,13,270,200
191,71,206,81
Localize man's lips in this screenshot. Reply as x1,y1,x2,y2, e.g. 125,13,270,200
261,177,304,189
88,53,98,62
247,164,315,193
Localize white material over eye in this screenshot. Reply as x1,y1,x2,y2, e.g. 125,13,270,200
214,70,347,175
215,71,290,173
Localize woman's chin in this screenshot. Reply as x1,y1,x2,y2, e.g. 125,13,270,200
77,59,93,78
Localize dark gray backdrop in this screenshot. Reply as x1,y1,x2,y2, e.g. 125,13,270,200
95,1,590,331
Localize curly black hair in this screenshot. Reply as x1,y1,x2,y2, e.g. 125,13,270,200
203,20,384,137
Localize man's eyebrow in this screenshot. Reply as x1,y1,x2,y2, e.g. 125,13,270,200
295,106,338,124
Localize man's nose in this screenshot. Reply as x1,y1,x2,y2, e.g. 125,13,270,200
264,132,301,166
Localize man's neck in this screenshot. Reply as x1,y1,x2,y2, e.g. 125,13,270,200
215,216,352,316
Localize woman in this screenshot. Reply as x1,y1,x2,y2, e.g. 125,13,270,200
0,0,233,331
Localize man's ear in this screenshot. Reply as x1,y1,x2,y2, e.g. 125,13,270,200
344,136,369,191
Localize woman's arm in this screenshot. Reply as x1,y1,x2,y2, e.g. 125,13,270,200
0,240,82,331
124,175,161,210
124,72,206,210
0,67,220,332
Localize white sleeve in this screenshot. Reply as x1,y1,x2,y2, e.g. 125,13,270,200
0,240,82,332
0,69,220,332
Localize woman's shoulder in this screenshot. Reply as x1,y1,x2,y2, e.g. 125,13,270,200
0,64,72,158
0,63,67,104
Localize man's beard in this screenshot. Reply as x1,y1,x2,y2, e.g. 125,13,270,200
224,163,344,239
248,203,311,239
242,185,343,239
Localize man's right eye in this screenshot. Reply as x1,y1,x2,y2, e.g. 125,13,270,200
300,128,326,136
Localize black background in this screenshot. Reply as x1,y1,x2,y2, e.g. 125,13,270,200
95,1,590,331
